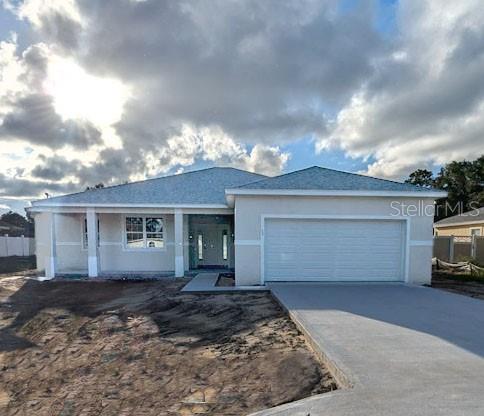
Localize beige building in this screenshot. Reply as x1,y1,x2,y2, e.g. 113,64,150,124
434,208,484,237
29,166,445,286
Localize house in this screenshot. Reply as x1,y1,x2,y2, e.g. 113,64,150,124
434,207,484,237
28,166,446,285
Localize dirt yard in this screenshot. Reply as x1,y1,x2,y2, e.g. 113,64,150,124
0,277,335,416
0,256,36,275
432,271,484,300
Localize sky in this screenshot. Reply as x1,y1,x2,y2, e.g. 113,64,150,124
0,0,483,215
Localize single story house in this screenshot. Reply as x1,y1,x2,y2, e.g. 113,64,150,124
28,166,446,285
434,207,484,237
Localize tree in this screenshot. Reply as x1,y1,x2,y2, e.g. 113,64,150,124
405,155,484,221
0,211,28,228
0,211,34,237
405,169,434,187
85,183,105,191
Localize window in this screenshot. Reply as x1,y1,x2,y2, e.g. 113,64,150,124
83,218,100,249
197,234,203,260
471,228,481,237
126,217,144,248
125,217,164,249
222,230,228,260
146,218,163,248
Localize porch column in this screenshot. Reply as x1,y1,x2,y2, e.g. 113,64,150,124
86,208,99,277
174,209,184,277
45,212,56,278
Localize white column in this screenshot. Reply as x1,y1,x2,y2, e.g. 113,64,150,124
174,209,184,277
45,212,56,278
86,208,99,277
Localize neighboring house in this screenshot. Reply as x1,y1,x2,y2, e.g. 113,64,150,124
434,207,484,237
28,166,445,285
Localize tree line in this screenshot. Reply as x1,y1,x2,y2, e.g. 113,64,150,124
405,155,483,220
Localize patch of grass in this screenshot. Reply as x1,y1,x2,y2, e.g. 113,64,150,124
0,256,36,274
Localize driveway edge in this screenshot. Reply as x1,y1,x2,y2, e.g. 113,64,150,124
269,286,354,390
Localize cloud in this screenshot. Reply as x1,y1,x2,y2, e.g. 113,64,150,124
0,41,103,149
156,124,290,176
4,0,84,50
318,0,484,178
1,0,483,200
0,171,75,197
0,0,385,197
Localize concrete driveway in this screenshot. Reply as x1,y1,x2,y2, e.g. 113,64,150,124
253,284,484,416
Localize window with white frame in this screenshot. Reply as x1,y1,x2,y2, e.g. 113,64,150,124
197,234,203,260
83,218,100,249
222,230,228,260
470,228,481,237
125,217,164,249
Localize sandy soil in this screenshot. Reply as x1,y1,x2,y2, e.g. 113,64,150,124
215,274,235,287
432,271,484,300
0,277,335,415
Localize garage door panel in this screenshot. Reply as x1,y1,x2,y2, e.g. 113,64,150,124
264,218,404,282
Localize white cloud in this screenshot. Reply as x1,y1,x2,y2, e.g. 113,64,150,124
319,0,484,179
149,124,289,177
1,0,483,198
5,0,84,29
44,57,130,128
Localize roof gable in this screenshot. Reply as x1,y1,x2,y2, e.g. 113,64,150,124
33,167,267,207
435,207,484,226
235,166,433,193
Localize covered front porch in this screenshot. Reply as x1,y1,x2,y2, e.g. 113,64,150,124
34,207,234,278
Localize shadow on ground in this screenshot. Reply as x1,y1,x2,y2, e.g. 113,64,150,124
0,278,336,415
271,281,484,360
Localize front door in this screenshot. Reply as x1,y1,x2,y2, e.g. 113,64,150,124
194,224,230,268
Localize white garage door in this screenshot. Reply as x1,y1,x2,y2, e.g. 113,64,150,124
264,218,405,282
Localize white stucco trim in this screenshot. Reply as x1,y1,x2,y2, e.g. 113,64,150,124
259,214,410,285
235,240,261,246
45,256,56,278
87,209,99,277
175,255,184,276
44,212,56,278
409,240,434,246
226,189,447,198
88,256,99,277
174,209,184,277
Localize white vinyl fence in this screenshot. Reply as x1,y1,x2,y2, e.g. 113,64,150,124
434,236,484,264
0,235,35,257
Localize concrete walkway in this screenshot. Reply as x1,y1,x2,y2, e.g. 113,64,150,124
181,273,268,292
252,284,484,416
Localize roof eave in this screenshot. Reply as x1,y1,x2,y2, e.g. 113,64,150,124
225,189,448,198
29,202,230,212
434,219,484,228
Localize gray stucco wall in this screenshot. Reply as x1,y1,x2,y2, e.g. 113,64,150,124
234,195,436,286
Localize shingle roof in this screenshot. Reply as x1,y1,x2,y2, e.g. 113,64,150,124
235,166,435,192
32,167,267,206
435,207,484,226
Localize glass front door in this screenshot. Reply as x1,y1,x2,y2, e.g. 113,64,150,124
193,224,230,268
